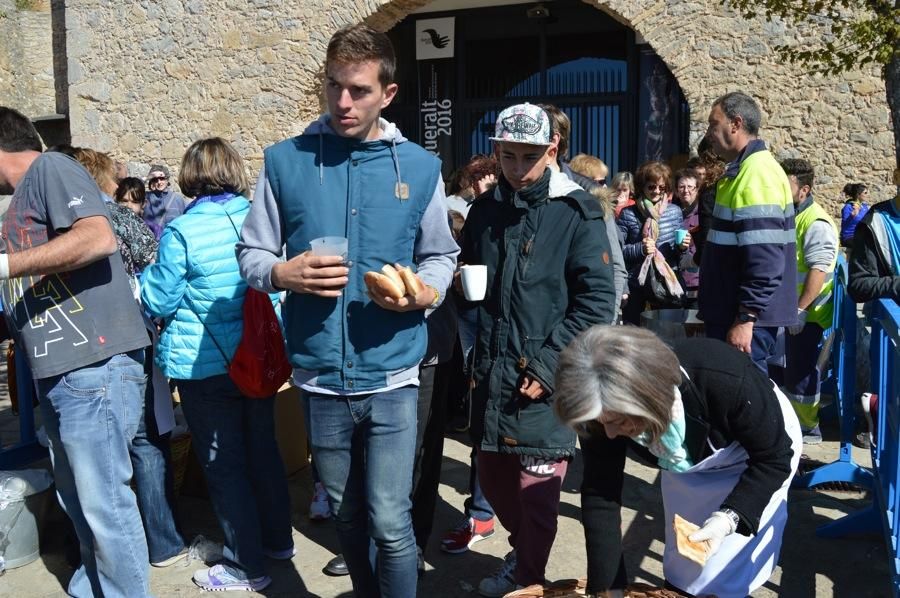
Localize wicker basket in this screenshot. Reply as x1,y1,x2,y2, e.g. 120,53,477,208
170,434,193,496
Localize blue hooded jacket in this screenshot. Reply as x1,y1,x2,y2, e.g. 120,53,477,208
237,117,459,393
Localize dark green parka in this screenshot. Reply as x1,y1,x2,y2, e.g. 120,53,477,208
459,169,616,459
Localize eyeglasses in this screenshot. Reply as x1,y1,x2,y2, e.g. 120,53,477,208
644,184,666,191
593,178,607,186
148,176,167,184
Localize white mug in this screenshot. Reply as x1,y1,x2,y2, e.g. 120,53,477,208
460,265,488,301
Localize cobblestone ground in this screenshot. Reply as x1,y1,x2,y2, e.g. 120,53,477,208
0,349,889,597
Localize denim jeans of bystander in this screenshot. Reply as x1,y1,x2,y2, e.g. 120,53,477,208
178,374,293,581
37,350,151,598
131,379,185,564
303,386,419,598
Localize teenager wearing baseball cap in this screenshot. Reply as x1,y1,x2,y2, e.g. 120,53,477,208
455,103,616,596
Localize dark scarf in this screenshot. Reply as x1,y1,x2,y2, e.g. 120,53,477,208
497,168,552,207
681,200,699,220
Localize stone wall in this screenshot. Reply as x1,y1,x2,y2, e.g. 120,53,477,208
61,0,893,212
587,0,895,212
0,0,56,118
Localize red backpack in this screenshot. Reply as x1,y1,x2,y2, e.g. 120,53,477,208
191,209,292,398
227,288,292,398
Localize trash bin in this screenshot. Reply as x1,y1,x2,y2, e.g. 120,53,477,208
0,469,54,569
640,309,705,343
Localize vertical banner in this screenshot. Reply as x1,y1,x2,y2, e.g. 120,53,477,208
416,17,455,178
637,47,683,164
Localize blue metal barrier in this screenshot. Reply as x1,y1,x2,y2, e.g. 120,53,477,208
869,298,900,596
808,298,900,597
793,256,875,496
0,343,48,469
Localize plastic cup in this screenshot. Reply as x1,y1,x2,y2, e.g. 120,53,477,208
460,265,488,301
309,236,348,261
675,229,688,245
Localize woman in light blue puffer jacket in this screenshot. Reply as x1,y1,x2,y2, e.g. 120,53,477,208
141,138,291,593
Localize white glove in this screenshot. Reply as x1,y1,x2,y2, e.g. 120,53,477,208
688,510,737,558
788,308,808,335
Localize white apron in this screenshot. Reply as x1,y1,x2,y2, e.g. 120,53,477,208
660,384,802,598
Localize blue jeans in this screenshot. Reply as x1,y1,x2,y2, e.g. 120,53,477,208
465,448,495,522
304,386,418,598
178,374,293,579
38,350,150,598
704,324,779,375
130,374,184,563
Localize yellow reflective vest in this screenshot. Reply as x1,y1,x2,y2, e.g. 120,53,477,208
795,200,838,329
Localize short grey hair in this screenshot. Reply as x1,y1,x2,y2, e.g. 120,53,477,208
610,171,634,193
713,91,761,136
554,325,682,444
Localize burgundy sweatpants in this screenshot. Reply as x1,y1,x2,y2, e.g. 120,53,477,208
477,450,568,586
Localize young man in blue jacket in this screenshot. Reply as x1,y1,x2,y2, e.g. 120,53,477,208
237,24,458,597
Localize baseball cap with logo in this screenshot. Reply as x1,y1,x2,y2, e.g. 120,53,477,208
489,103,551,146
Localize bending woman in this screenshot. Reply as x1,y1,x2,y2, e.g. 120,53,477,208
555,326,801,598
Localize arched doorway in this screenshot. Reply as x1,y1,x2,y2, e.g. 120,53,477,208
382,0,689,178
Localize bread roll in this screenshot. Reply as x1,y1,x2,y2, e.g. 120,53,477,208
381,264,404,290
364,270,405,299
397,265,424,296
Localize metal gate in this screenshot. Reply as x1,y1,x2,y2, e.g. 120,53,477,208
385,0,688,178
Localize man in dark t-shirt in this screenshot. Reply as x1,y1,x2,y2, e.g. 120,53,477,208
0,107,151,597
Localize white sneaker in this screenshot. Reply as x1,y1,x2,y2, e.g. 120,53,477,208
478,550,517,597
309,482,331,520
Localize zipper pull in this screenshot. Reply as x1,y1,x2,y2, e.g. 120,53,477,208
523,237,534,255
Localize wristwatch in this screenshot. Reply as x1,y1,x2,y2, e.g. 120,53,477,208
736,311,758,324
720,508,741,531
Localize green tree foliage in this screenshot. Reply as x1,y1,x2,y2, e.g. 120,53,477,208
726,0,898,74
727,0,900,172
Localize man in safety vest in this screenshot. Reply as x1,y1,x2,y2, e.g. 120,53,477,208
699,91,798,374
779,158,838,444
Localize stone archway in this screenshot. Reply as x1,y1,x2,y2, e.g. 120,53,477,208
60,0,893,206
356,0,692,173
361,0,704,142
339,0,893,207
